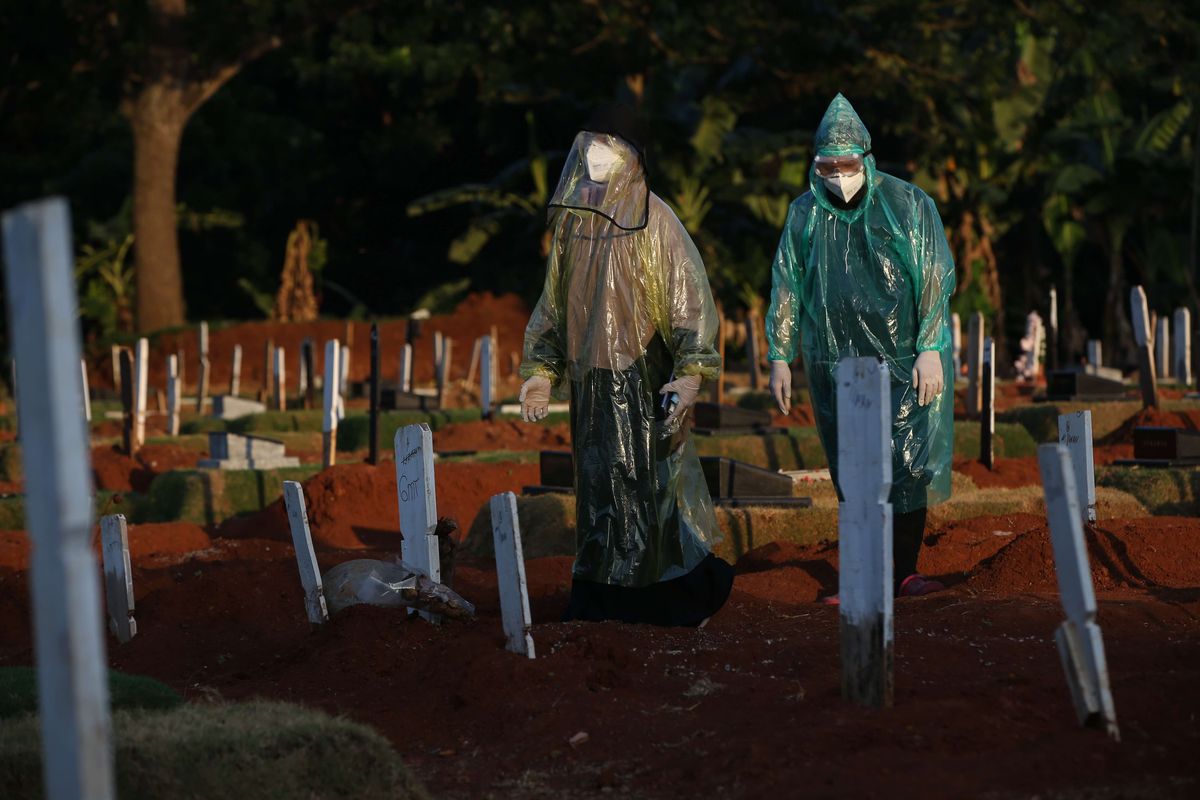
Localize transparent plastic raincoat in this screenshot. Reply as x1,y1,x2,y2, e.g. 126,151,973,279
521,130,722,588
767,94,955,513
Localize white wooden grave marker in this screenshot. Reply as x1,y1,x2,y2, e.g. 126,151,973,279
1057,411,1096,524
100,514,136,643
399,343,413,393
196,321,210,413
433,331,444,378
110,343,121,395
967,312,984,417
1048,285,1059,371
322,339,341,469
1173,308,1192,387
282,481,329,624
1155,316,1170,380
395,423,441,621
1086,339,1102,368
466,336,483,388
297,342,309,398
437,337,453,403
3,196,115,799
1130,286,1158,408
490,491,535,658
339,343,350,419
481,335,494,418
836,356,893,708
981,337,995,470
230,343,242,396
1037,443,1120,740
133,337,149,450
274,345,286,411
950,312,962,381
80,358,91,423
166,355,181,437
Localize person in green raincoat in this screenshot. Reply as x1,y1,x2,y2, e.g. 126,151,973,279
519,107,734,626
766,94,956,600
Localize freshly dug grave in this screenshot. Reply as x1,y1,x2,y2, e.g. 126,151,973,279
1100,405,1200,445
433,419,571,452
92,443,207,493
1,513,1198,798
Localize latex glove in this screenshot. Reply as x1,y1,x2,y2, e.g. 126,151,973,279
659,374,702,435
769,360,792,416
519,376,552,422
912,350,944,407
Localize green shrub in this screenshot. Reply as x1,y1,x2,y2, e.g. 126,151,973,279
0,667,181,720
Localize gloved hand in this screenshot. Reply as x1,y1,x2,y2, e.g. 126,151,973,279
769,360,792,415
912,350,944,407
659,374,702,434
519,375,552,422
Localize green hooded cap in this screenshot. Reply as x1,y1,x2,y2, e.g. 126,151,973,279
814,93,871,156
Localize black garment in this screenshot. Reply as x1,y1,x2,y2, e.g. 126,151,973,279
563,552,734,627
893,505,928,595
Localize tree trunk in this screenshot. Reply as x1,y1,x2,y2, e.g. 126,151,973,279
1101,222,1133,367
130,85,189,333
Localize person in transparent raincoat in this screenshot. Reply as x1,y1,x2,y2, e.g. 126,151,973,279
519,109,734,626
766,94,956,601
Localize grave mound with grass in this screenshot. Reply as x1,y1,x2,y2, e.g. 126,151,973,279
0,667,181,720
0,701,428,800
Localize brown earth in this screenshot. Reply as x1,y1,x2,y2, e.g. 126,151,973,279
91,443,206,493
1,511,1198,798
1099,406,1200,445
433,419,571,453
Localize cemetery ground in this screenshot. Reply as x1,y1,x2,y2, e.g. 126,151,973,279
1,295,1200,797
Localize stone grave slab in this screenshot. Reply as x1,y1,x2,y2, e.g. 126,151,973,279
199,431,299,470
211,395,266,420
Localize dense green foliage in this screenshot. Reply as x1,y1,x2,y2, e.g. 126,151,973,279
1,1,1197,364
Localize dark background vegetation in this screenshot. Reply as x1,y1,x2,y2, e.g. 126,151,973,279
1,1,1197,368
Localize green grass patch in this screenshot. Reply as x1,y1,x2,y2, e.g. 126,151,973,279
0,444,20,483
135,467,319,525
0,667,180,721
437,449,539,464
0,701,429,799
0,490,142,531
954,421,1038,458
1096,466,1200,516
464,475,1146,564
336,408,482,452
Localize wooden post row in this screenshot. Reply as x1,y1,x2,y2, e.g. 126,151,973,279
282,481,329,625
836,356,894,708
490,491,535,658
395,423,441,622
1037,443,1119,740
100,514,136,643
3,196,116,799
322,340,341,470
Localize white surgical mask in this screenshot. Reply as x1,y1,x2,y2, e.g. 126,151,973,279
823,171,864,202
585,141,622,182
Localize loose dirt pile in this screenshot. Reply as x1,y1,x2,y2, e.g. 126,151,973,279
1100,406,1200,445
91,443,206,493
433,420,570,452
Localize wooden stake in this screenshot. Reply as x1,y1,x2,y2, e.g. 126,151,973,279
489,491,535,658
230,343,242,397
395,424,441,621
1173,308,1192,387
282,481,329,625
167,355,180,437
950,312,962,381
1057,411,1096,524
80,358,91,423
981,337,995,470
322,340,340,469
966,312,984,418
2,196,115,799
274,346,286,412
836,356,893,708
437,337,453,406
1037,443,1120,740
481,335,494,419
260,338,273,403
368,324,380,465
302,338,316,410
119,350,134,456
399,343,413,394
1130,286,1159,408
133,337,148,451
1086,340,1102,368
1155,316,1171,380
466,336,482,388
100,515,136,643
196,321,210,414
1048,285,1059,372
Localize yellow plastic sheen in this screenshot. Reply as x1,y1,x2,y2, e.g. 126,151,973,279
766,94,956,513
520,130,723,587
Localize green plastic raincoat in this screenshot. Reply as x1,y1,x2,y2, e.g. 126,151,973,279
766,94,956,513
521,130,723,588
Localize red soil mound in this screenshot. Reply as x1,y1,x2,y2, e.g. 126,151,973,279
91,443,205,493
433,420,570,452
1100,406,1200,445
0,521,211,572
88,291,532,397
217,459,539,550
953,455,1042,488
771,402,817,427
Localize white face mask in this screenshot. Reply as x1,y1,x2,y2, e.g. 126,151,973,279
585,141,622,182
823,171,865,202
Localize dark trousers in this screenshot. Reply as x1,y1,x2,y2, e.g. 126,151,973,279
893,506,927,594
